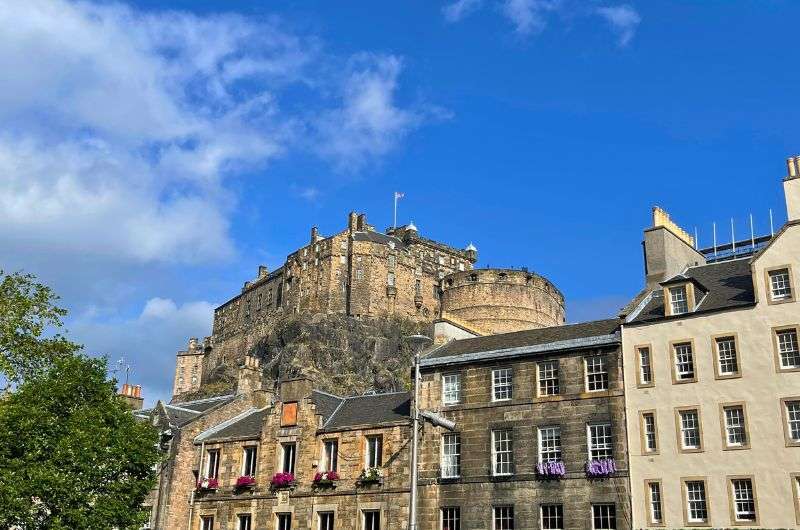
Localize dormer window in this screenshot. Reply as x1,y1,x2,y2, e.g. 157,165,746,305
768,267,794,302
669,286,689,314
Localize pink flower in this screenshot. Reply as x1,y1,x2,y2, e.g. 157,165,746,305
270,472,295,487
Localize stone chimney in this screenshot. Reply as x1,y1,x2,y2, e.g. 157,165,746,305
348,211,358,232
642,207,705,288
279,376,314,403
258,265,269,279
188,337,199,353
356,213,367,231
237,355,263,395
785,156,800,221
118,383,144,410
311,226,321,243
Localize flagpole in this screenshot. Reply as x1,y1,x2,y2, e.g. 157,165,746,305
394,193,398,229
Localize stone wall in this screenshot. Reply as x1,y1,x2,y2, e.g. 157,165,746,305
440,268,566,335
416,344,631,529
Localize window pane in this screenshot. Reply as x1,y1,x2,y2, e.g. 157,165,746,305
538,361,559,396
207,450,220,479
282,443,296,474
538,426,562,463
642,413,657,452
243,446,257,476
588,423,613,460
732,479,756,521
592,504,616,530
724,407,747,446
648,483,662,524
540,504,563,530
364,511,381,530
443,374,461,404
777,329,800,369
586,357,609,391
493,506,514,530
366,436,383,468
493,368,512,401
715,337,739,375
492,430,513,475
786,401,800,441
686,481,707,522
679,410,701,449
202,517,214,530
673,343,695,380
442,434,461,478
770,269,792,300
318,513,334,530
638,348,652,384
670,286,689,314
323,440,338,472
441,507,461,530
238,515,251,530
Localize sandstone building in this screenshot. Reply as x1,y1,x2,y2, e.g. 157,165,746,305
619,160,800,527
173,212,565,400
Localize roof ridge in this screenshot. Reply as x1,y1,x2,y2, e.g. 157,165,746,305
164,404,203,414
322,397,347,429
172,394,234,406
312,389,345,400
343,390,409,399
194,406,266,443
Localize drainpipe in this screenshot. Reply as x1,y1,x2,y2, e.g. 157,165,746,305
188,441,204,530
406,334,432,530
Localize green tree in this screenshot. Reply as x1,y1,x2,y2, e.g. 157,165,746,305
0,354,160,529
0,271,78,386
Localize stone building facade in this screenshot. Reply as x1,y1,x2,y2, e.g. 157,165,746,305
173,211,565,399
416,319,631,530
619,163,800,528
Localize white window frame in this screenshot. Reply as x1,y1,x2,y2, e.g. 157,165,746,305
679,410,701,450
731,478,757,522
237,514,252,530
206,448,220,479
591,504,616,530
322,439,338,472
201,516,214,530
363,510,381,530
492,368,512,401
769,268,793,300
491,429,513,476
777,328,800,369
685,480,708,523
365,435,383,469
318,512,334,530
673,342,695,381
715,336,739,376
785,400,800,442
585,356,609,392
537,426,561,463
441,507,460,530
587,423,613,460
493,506,514,530
276,513,292,530
442,373,461,405
537,360,559,396
540,504,563,530
281,443,296,474
723,406,747,447
647,482,663,525
669,285,689,314
642,413,658,453
638,347,652,385
242,445,257,477
441,433,461,478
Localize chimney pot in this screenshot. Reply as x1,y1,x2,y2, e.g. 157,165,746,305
134,385,142,398
788,157,799,178
356,214,367,231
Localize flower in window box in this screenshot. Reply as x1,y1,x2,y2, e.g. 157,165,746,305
535,461,566,479
585,458,616,478
235,475,256,488
270,472,296,489
358,467,383,484
196,477,219,491
313,471,340,487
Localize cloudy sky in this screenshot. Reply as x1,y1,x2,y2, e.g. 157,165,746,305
2,0,798,405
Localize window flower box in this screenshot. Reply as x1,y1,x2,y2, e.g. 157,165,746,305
535,461,566,479
313,471,339,487
357,467,383,485
585,458,616,478
235,475,256,489
196,477,219,491
270,472,296,489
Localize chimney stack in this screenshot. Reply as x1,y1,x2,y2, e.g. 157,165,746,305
785,155,800,221
311,226,320,243
642,207,705,288
118,383,144,410
356,213,367,232
348,211,358,232
258,265,269,279
237,355,263,394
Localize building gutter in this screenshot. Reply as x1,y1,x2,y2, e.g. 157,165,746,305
419,333,620,368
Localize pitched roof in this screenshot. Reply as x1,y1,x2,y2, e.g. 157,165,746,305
421,319,621,367
352,230,405,248
195,408,268,443
627,258,755,324
177,394,236,413
310,390,344,423
321,391,411,431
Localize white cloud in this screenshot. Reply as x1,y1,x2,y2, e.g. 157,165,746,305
596,4,641,46
315,54,424,171
501,0,560,36
443,0,483,23
71,297,216,405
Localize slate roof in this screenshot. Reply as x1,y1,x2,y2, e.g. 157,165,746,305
196,408,268,443
422,319,621,366
311,390,345,423
352,230,406,248
321,391,411,431
177,394,236,413
628,258,755,324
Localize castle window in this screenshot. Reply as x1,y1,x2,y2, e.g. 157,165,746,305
646,481,663,525
684,480,708,524
637,346,652,386
469,273,478,282
493,506,514,530
387,272,395,287
722,404,748,448
356,269,364,281
315,244,319,252
363,511,380,530
540,505,563,530
640,412,658,453
730,478,757,522
340,240,347,251
458,262,465,271
438,256,445,265
268,289,273,304
677,408,702,451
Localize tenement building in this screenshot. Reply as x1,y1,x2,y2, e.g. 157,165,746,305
619,160,800,527
416,319,631,529
173,211,565,399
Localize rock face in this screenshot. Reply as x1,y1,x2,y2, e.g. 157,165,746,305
174,313,427,402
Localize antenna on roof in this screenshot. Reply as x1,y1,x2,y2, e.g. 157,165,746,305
749,213,755,250
769,208,775,237
730,218,736,254
712,222,718,258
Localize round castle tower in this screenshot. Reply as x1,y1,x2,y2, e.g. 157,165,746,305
440,268,565,335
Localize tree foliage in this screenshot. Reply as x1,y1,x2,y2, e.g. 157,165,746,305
0,355,161,529
0,271,78,386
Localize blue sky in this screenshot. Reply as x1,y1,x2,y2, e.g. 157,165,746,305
1,0,797,404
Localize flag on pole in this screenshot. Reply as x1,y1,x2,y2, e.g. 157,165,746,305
395,191,404,199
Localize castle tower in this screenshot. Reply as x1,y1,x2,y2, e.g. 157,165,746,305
440,268,565,335
172,337,205,397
